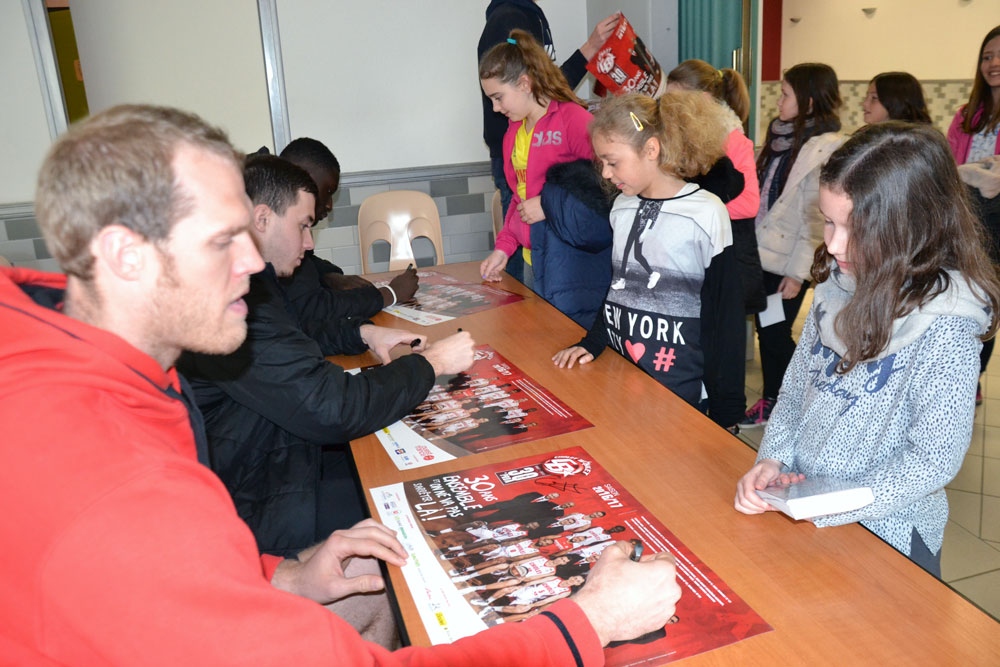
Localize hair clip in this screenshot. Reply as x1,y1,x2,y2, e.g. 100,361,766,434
507,37,517,45
629,111,644,132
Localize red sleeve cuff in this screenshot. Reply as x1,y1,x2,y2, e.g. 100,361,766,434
534,599,605,667
260,554,284,582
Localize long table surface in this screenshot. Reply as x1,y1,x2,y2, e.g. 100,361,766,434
337,261,999,665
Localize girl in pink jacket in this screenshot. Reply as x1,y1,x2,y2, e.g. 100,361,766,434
479,29,595,286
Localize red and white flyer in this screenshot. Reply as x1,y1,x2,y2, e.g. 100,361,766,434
586,14,665,98
381,270,523,326
374,345,592,470
370,446,771,664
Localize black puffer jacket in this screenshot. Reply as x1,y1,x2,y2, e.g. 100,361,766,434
180,265,434,556
533,159,614,328
692,156,767,314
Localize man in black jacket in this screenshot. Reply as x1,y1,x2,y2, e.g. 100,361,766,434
277,137,419,327
181,155,475,557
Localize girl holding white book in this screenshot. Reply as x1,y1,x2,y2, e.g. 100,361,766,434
735,123,1000,577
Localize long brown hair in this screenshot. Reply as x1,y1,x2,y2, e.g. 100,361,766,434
869,72,932,124
667,59,750,124
813,122,1000,371
479,29,584,108
959,25,1000,135
757,63,842,194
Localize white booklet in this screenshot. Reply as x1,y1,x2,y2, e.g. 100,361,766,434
756,477,874,521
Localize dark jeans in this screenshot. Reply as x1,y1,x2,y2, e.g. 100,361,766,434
316,446,366,540
908,527,941,579
490,156,524,283
981,337,994,375
755,270,810,399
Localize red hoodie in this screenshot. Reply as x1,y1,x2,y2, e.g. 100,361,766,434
0,266,602,666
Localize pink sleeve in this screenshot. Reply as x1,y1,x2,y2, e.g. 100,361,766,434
948,108,968,164
495,206,522,257
723,130,760,220
566,104,596,161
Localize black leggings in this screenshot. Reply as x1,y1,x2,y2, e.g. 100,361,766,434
755,271,811,399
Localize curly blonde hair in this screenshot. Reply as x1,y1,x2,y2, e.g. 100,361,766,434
589,91,729,179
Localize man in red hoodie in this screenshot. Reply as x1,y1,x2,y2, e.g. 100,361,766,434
0,103,681,665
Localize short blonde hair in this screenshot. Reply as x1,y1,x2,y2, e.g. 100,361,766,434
35,104,241,279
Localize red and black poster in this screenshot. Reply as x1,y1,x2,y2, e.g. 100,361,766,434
374,346,592,470
382,270,523,325
586,14,665,98
371,447,771,664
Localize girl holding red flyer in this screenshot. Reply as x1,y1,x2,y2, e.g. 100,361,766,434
478,30,595,288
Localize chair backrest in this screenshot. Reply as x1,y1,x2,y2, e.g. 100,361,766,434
0,256,11,268
491,189,503,241
357,190,445,273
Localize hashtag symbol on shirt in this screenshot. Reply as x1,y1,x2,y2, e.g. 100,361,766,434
653,346,676,373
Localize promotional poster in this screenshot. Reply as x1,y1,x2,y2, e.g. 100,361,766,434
586,14,665,98
381,270,523,325
371,447,772,664
373,346,592,470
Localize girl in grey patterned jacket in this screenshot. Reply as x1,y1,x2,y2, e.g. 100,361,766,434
735,122,1000,577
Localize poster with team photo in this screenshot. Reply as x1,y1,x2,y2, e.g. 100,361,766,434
381,270,524,325
373,346,592,470
370,447,771,665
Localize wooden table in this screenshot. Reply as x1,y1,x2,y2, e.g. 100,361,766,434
341,262,1000,665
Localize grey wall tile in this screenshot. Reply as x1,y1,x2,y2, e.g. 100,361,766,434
393,182,431,195
314,225,356,249
429,178,469,197
0,239,38,263
32,239,51,260
469,211,494,233
447,231,493,254
468,175,494,193
441,213,472,235
446,250,492,264
328,204,359,229
312,247,335,263
331,246,363,269
6,218,41,240
348,184,391,207
446,193,485,216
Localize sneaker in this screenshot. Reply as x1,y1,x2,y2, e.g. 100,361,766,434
611,278,626,290
647,272,660,289
739,397,775,427
976,382,983,406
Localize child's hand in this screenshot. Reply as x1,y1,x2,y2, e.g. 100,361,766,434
516,197,544,225
552,346,594,369
480,250,509,282
777,276,803,299
734,459,784,514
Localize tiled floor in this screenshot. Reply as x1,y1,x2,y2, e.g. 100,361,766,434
736,291,1000,621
